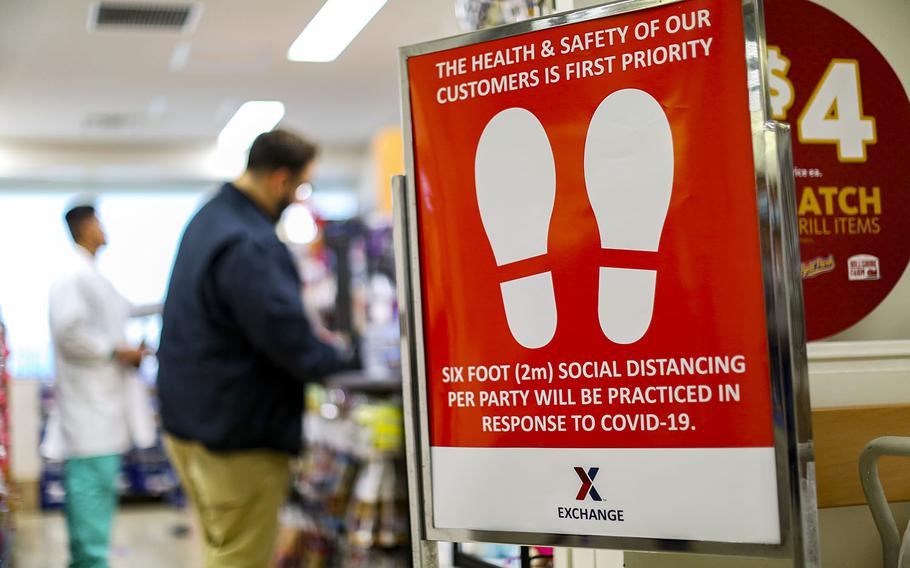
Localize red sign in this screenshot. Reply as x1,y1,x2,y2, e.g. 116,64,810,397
405,0,781,542
409,0,773,451
765,0,910,340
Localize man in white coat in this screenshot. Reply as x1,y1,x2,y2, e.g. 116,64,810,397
48,202,149,568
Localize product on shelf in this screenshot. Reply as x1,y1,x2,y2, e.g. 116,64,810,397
273,383,409,568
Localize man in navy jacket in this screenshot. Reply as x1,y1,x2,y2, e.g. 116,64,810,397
157,129,344,567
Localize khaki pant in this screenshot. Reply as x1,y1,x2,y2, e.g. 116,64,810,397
165,435,292,568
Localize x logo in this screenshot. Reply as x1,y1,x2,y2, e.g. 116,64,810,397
574,467,603,501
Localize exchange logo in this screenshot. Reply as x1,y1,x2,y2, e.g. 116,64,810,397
574,467,603,501
559,466,625,522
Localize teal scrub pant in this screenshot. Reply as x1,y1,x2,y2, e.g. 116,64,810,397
64,455,121,568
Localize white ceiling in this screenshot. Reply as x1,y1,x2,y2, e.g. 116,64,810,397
0,0,462,149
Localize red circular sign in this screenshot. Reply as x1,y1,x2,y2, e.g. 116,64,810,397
765,0,910,340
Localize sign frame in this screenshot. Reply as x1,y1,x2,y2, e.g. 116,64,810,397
394,0,817,563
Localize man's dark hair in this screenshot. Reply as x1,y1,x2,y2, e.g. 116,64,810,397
246,129,318,173
64,205,96,241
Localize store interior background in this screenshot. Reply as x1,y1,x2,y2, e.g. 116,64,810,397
0,0,461,565
0,0,907,567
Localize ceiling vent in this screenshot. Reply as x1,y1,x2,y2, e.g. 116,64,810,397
88,2,202,33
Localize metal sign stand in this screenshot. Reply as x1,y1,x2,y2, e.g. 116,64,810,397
393,173,440,568
765,121,821,568
393,1,820,566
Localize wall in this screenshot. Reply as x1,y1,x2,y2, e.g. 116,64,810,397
10,379,41,486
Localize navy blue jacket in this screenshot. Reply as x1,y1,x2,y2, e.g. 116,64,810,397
157,183,341,453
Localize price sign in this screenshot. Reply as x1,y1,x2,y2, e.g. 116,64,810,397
765,0,910,340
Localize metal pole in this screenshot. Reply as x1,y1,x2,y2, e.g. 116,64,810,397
771,122,821,568
393,174,440,568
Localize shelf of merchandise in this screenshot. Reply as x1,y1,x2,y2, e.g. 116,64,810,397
274,372,409,568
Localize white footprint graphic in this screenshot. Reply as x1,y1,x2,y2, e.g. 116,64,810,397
476,108,557,349
584,89,674,344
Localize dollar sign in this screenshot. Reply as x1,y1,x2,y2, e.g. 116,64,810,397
768,46,795,120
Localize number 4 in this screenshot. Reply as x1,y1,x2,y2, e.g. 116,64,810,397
798,59,877,162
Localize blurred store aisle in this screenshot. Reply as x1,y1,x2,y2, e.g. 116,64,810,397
14,505,201,568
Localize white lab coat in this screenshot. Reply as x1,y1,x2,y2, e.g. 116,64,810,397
45,246,156,459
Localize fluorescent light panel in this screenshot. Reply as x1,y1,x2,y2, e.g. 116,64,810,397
217,101,285,153
213,101,285,178
287,0,388,62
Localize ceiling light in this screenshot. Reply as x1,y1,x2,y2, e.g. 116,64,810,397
287,0,388,63
218,100,285,153
212,101,285,177
170,41,192,71
148,96,168,117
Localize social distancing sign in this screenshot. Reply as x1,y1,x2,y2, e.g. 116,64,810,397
404,0,784,545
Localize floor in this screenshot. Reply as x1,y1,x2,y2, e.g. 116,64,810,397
14,504,203,568
12,506,460,567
